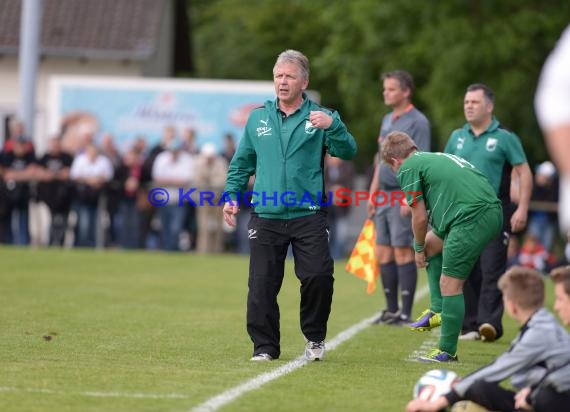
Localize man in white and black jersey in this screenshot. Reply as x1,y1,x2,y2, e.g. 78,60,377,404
535,25,570,236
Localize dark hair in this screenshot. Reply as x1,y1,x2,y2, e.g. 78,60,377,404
466,83,495,104
382,70,415,98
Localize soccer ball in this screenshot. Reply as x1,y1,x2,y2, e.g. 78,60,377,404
413,369,459,401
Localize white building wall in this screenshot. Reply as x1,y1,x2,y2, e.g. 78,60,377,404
142,0,174,77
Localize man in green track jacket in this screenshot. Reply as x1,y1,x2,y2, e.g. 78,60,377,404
223,49,357,362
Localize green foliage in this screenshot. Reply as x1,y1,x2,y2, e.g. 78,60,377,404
191,0,330,81
189,0,570,169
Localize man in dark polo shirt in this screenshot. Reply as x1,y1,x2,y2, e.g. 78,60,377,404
36,136,74,246
0,136,37,244
444,83,533,342
367,70,431,325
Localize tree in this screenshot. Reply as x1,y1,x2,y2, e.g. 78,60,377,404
189,0,570,169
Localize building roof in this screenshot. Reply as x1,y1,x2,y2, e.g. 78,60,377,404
0,0,167,60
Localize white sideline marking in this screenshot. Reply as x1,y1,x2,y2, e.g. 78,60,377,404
0,386,190,399
190,285,430,412
405,329,440,362
406,285,445,362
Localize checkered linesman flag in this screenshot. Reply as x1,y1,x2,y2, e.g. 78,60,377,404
345,219,379,294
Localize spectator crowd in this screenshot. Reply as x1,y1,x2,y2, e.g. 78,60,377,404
0,119,240,253
1,114,568,264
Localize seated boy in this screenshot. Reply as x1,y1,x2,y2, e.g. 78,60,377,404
406,266,570,412
514,265,570,411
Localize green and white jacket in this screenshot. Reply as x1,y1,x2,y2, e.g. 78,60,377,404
225,94,357,219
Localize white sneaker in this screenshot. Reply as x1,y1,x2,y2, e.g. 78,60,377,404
459,331,481,341
305,340,325,361
479,323,498,342
250,353,273,361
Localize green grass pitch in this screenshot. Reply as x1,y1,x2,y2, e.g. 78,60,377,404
0,247,554,411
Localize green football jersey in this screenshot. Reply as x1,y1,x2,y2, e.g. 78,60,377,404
397,152,500,235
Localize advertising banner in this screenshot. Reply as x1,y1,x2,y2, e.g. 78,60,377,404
48,76,278,153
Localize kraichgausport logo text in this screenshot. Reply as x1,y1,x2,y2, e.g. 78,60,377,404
147,188,421,208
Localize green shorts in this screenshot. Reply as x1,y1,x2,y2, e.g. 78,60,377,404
441,204,503,280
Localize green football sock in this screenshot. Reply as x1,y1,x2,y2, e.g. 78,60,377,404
439,293,465,355
426,253,443,313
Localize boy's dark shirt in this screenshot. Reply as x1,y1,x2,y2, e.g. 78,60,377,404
37,152,74,212
0,150,37,208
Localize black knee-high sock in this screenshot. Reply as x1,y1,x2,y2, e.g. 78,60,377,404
397,261,417,319
380,261,399,313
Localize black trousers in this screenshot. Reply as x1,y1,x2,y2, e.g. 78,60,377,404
532,385,570,412
463,207,511,339
464,380,570,412
464,380,516,411
49,210,69,246
247,212,334,359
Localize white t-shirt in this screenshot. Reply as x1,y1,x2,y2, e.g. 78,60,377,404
152,150,196,205
70,153,114,181
535,25,570,131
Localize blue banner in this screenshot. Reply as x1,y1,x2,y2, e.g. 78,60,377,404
53,77,277,153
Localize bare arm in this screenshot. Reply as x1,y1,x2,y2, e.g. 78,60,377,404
545,125,570,232
223,202,239,227
411,200,428,243
410,200,429,268
4,163,42,182
367,162,380,217
545,125,570,175
511,162,533,233
514,387,533,411
153,177,191,187
406,395,449,412
510,169,520,205
56,167,70,180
